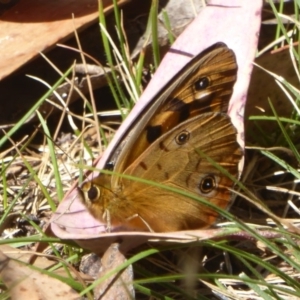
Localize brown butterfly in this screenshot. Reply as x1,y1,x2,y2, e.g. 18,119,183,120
79,42,243,232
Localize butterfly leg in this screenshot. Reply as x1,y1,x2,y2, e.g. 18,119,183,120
103,209,112,232
125,214,154,232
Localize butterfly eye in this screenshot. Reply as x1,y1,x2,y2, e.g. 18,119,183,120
175,130,190,145
195,77,210,90
199,175,216,194
87,185,101,202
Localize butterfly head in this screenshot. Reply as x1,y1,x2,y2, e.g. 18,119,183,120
78,174,113,222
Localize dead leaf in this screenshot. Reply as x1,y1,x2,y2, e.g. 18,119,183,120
0,250,80,300
0,0,129,80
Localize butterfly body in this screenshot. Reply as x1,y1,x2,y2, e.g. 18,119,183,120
79,43,243,232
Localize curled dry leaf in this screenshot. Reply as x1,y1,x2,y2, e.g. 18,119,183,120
0,250,80,300
54,227,240,254
51,0,263,253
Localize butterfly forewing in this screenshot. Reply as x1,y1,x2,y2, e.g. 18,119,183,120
118,43,238,170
